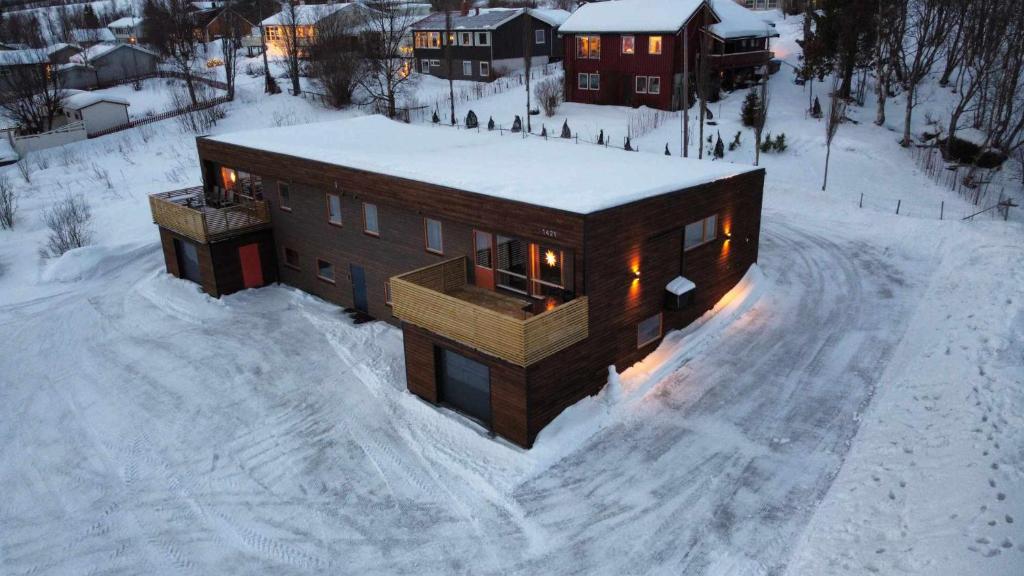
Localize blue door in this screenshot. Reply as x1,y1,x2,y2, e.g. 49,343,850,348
350,264,368,313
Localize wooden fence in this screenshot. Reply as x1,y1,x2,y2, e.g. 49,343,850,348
89,95,231,139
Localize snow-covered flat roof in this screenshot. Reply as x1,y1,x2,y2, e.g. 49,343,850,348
71,42,160,64
108,16,143,29
261,3,362,26
61,89,130,110
708,0,779,39
559,0,704,34
0,48,48,66
205,116,758,214
71,28,116,43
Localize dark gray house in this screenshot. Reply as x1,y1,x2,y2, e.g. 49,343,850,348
59,43,160,89
412,7,568,81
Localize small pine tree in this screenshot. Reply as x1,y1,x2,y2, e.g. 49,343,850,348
624,136,633,151
773,133,787,152
511,115,522,132
729,131,742,151
741,90,761,127
560,119,571,138
432,109,440,124
664,143,671,156
714,132,724,159
597,129,604,145
487,116,495,130
541,124,547,138
811,96,822,119
705,105,714,120
450,113,456,126
465,110,478,129
760,131,773,153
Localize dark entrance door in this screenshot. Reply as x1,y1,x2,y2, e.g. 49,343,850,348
174,238,201,284
436,348,491,425
238,243,263,289
350,264,368,312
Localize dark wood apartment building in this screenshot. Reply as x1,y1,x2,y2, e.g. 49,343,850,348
411,7,568,81
560,0,778,110
149,116,764,448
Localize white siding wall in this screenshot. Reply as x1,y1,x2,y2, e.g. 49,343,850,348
79,102,130,135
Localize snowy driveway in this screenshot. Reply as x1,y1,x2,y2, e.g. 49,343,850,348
0,214,934,575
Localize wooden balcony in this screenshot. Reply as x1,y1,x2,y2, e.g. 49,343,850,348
149,186,271,244
390,258,589,367
709,50,774,70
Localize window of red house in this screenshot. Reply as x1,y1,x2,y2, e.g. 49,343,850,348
635,76,647,94
621,35,635,54
649,75,661,94
576,35,600,59
648,35,663,55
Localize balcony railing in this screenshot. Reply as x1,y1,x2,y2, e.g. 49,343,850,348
149,186,271,244
390,258,589,367
709,50,774,70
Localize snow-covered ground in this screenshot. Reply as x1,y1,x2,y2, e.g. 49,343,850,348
1,11,1022,576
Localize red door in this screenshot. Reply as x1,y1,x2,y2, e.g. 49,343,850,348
239,243,263,289
473,230,494,290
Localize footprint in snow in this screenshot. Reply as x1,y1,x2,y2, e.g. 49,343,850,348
1006,515,1014,524
997,493,1006,501
1001,539,1013,549
990,479,997,488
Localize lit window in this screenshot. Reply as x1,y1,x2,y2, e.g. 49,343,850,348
424,218,443,254
649,35,663,55
621,35,635,54
576,35,600,59
363,202,379,236
649,75,661,94
637,313,663,348
316,258,335,283
635,76,647,94
278,182,291,211
416,31,441,48
283,247,300,270
535,29,545,44
326,192,342,226
531,243,567,298
684,214,718,250
460,32,472,45
479,61,489,76
462,60,472,76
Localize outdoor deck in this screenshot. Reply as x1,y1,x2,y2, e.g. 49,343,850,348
149,186,271,244
390,258,589,366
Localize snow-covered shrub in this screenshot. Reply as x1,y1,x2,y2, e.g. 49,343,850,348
0,175,16,230
16,156,31,183
41,195,93,258
511,115,522,133
466,110,479,129
90,162,112,189
772,133,787,152
33,152,50,171
534,76,563,117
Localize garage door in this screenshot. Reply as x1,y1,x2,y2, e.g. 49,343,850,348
436,348,491,425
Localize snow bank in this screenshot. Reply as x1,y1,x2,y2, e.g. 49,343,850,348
40,242,156,284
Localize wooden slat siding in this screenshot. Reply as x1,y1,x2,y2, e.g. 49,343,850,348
392,258,590,367
709,50,774,70
196,138,586,250
150,190,272,244
150,194,208,243
159,226,278,297
158,227,219,297
402,323,530,447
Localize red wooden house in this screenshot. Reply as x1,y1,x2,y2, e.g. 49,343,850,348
560,0,778,110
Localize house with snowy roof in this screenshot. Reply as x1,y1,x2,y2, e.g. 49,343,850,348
60,43,160,89
107,16,145,44
560,0,778,110
52,90,130,136
260,2,376,58
411,6,569,81
146,115,764,447
70,27,117,47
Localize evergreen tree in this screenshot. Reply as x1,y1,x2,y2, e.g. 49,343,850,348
714,132,725,158
487,116,495,130
561,120,571,138
597,129,604,145
83,5,100,29
773,133,787,152
729,131,742,151
664,143,671,156
511,115,522,132
540,125,547,138
760,131,773,153
741,90,761,127
624,136,633,151
432,109,440,124
465,110,478,129
812,96,823,119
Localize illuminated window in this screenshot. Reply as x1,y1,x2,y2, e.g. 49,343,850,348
424,218,443,254
576,35,600,59
460,32,472,45
326,192,342,226
531,244,567,298
684,214,718,250
278,182,291,211
637,313,663,348
362,202,379,236
415,31,441,48
648,35,663,55
621,35,635,54
316,258,335,283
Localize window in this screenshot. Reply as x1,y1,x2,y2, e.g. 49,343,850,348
648,35,663,55
575,35,600,59
316,258,335,283
589,73,600,90
479,61,489,77
475,31,490,46
460,31,472,46
424,218,443,254
278,182,291,211
421,59,430,73
621,35,635,54
445,32,456,45
283,247,300,270
648,75,661,95
535,29,545,44
579,73,599,91
635,75,648,94
684,214,718,250
637,313,663,348
531,244,566,298
430,59,440,66
384,280,392,306
326,192,342,226
462,60,472,76
415,31,441,48
496,235,528,294
266,26,280,41
362,202,379,236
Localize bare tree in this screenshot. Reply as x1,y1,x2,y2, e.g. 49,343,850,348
41,195,93,258
357,0,421,118
0,51,65,135
695,9,712,159
752,79,770,167
523,9,533,132
892,0,952,147
145,0,204,105
823,74,846,192
220,0,245,100
307,8,366,108
279,0,304,96
872,0,900,126
443,3,456,124
0,175,16,230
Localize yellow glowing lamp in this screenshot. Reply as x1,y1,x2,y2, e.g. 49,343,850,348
545,250,558,267
229,170,237,184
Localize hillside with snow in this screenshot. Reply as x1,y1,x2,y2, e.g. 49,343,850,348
1,8,1022,576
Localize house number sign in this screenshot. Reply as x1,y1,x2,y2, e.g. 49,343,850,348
541,228,559,238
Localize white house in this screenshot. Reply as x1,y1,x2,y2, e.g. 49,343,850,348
107,17,144,44
54,90,130,136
